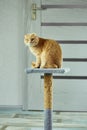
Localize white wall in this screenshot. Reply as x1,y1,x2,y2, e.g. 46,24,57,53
0,0,27,106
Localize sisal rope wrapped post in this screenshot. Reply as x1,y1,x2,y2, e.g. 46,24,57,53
44,73,53,130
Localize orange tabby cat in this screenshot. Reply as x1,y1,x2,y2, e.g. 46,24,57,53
24,33,62,68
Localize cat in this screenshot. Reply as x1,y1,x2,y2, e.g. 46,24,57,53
24,33,62,68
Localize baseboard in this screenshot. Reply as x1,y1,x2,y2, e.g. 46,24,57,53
0,105,22,111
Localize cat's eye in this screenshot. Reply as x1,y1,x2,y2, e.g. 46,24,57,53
31,38,34,41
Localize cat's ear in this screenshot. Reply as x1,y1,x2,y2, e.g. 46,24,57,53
31,33,37,37
24,34,30,37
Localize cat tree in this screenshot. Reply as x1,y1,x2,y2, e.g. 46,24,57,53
26,68,70,130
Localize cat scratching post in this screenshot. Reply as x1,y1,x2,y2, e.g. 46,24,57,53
44,73,52,130
26,68,70,130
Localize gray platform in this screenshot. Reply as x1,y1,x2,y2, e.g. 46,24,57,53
25,68,70,74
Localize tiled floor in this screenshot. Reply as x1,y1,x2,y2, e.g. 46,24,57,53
0,110,87,130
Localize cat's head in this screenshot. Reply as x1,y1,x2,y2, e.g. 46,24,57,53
24,33,39,47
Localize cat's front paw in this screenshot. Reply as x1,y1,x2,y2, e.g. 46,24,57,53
31,62,40,68
31,62,36,68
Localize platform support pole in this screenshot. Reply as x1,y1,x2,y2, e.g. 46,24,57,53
44,73,53,130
